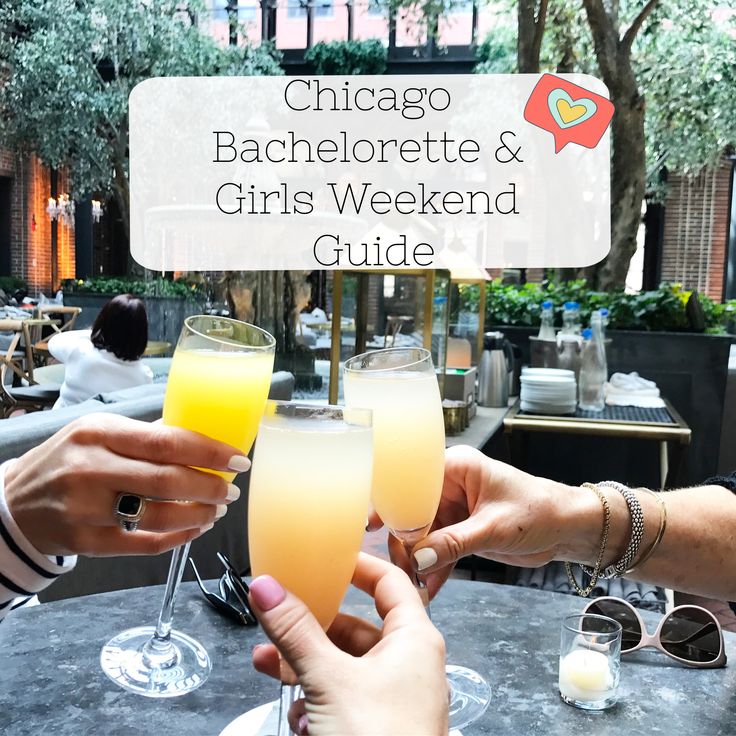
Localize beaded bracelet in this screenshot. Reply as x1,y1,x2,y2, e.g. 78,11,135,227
580,481,644,579
625,489,667,574
564,483,610,597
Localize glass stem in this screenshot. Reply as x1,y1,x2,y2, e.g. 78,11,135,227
403,540,431,617
142,541,191,668
277,683,298,736
412,569,432,617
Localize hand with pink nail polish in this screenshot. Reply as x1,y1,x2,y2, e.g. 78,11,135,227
250,552,448,736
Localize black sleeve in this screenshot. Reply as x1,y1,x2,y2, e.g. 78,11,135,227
703,472,736,493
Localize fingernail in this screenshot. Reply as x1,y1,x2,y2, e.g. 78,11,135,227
414,547,438,571
200,522,214,533
215,504,228,520
228,455,251,473
250,575,286,611
298,714,309,735
226,483,240,502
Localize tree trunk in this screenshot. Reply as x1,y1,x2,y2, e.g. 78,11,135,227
111,126,130,245
597,92,646,288
112,163,130,244
582,0,658,289
518,0,548,73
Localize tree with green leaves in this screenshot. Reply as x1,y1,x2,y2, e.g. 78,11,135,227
0,0,281,241
641,0,736,181
477,0,735,289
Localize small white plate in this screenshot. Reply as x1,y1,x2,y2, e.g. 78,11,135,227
219,702,465,736
521,367,575,378
219,701,279,736
520,376,576,385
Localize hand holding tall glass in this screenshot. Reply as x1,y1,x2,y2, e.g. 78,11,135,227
248,402,373,736
101,316,275,697
344,347,491,729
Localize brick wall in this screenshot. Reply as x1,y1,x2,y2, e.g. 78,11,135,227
660,157,733,301
0,146,75,295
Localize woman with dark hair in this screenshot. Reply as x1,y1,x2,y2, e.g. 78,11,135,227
49,294,153,408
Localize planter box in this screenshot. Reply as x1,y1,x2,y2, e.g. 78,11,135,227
64,293,205,347
493,326,734,487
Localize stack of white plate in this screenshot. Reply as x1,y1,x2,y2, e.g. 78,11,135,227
520,368,577,415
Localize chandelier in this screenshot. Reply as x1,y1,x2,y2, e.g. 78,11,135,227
91,199,103,224
46,193,75,227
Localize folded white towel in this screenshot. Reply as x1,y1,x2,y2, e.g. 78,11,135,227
605,372,665,408
608,371,658,393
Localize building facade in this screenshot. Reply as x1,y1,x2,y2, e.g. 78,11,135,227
0,147,75,296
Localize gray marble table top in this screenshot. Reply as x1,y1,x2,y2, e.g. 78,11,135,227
2,578,735,736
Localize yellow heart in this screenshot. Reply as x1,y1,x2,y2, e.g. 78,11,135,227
556,99,588,125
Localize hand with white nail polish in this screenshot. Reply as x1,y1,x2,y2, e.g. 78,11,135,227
398,445,736,606
389,445,576,601
3,414,251,558
250,553,448,736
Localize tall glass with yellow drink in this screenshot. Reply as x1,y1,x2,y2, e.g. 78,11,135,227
101,316,275,698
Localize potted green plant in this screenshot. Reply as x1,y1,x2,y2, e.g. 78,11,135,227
62,277,206,346
476,281,735,485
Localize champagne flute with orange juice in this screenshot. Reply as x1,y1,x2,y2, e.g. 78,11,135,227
343,347,490,729
248,402,373,735
101,316,275,697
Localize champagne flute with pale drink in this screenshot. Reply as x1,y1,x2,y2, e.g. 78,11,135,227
343,347,491,729
248,402,373,736
101,316,275,697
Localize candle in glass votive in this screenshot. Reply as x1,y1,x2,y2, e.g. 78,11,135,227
559,649,614,702
559,613,621,710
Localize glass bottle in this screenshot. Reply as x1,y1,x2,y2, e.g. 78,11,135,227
578,313,607,411
560,301,581,335
537,300,555,341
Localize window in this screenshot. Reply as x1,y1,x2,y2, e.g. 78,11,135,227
287,0,334,18
238,1,258,21
366,0,386,16
208,0,257,22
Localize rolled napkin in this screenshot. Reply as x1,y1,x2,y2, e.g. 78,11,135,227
605,371,666,408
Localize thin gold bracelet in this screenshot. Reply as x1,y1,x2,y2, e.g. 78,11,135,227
565,483,611,597
624,488,667,575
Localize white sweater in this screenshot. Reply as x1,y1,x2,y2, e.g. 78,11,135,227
0,461,76,621
48,330,153,408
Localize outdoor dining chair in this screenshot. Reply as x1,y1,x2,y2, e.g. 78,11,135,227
31,305,82,365
0,318,60,418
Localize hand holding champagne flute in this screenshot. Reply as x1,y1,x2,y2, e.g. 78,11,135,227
101,316,275,697
250,553,448,736
344,347,490,729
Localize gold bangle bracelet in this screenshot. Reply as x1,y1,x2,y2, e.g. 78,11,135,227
565,482,611,597
624,488,667,575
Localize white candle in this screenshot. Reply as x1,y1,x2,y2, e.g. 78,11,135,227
558,649,615,704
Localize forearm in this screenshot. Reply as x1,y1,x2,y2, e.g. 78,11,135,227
558,482,736,600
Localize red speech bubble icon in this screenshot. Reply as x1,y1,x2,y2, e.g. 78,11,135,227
524,74,614,154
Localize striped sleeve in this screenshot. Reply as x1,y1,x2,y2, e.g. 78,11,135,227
0,460,77,621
